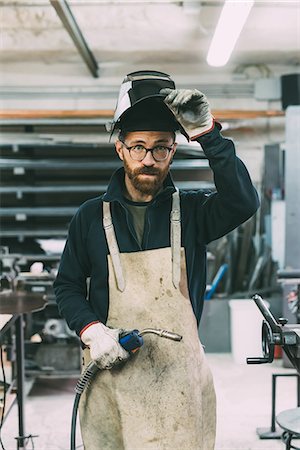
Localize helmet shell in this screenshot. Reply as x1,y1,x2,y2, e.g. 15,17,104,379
109,70,176,134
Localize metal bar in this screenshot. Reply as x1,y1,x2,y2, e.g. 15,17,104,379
0,159,121,170
0,141,199,151
50,0,99,78
0,158,209,170
0,229,68,237
15,315,25,449
0,140,110,148
0,142,109,149
0,181,213,194
252,294,282,333
271,374,277,432
0,185,108,194
0,254,62,261
0,207,77,216
0,83,254,98
0,118,108,126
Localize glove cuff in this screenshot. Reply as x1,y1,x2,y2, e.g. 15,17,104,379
189,117,215,141
79,320,100,337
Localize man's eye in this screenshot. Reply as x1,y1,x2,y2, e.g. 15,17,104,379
132,145,145,152
154,146,167,152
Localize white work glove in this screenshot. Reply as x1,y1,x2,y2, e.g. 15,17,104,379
160,88,214,140
80,322,129,369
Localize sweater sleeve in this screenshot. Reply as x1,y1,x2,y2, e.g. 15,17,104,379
195,125,260,244
53,206,99,335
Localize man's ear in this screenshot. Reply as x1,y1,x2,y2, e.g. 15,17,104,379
169,143,177,165
115,140,124,161
172,143,177,156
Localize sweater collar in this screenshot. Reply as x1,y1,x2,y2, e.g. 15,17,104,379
102,167,176,204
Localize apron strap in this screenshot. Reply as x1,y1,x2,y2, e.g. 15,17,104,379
102,189,181,291
103,201,126,292
171,188,181,289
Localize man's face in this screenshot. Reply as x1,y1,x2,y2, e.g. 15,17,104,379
115,131,177,198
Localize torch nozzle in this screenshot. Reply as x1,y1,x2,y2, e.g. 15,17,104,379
139,328,182,341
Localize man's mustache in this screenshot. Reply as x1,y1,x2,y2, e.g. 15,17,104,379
134,167,160,176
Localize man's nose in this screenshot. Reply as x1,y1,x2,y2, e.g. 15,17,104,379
142,150,155,166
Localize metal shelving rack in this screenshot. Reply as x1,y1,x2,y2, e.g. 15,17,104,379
0,120,213,244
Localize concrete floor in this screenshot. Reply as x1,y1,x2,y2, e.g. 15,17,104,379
0,353,298,450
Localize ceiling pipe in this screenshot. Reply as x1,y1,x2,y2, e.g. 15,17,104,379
50,0,99,78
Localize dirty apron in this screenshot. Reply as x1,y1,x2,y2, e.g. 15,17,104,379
79,190,216,450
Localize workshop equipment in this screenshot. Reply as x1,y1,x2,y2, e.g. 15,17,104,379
247,294,300,372
247,274,300,442
278,269,300,370
276,407,300,450
0,251,81,376
0,291,46,450
70,328,182,450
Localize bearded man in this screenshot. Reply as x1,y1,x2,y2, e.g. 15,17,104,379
54,70,259,450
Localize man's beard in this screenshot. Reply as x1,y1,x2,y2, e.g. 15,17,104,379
123,159,169,196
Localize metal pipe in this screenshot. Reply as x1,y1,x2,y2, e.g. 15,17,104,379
0,181,213,195
0,158,209,170
0,207,77,217
0,229,67,237
50,0,99,78
15,315,25,449
252,294,282,333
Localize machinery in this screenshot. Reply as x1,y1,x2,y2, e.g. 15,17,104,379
247,293,300,373
0,247,81,377
247,273,300,448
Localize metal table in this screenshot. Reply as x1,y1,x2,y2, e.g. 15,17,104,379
276,408,300,450
0,291,47,449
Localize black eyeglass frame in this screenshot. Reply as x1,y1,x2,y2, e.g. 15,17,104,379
120,140,175,162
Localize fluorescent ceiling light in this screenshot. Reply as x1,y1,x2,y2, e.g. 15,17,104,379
207,0,254,67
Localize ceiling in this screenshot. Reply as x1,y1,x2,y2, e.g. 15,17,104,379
1,0,299,84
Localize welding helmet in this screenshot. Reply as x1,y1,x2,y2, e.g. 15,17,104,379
107,70,184,137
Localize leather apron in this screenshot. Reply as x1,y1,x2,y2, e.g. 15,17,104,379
79,190,216,450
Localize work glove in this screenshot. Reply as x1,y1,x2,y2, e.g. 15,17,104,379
160,88,215,140
80,322,129,369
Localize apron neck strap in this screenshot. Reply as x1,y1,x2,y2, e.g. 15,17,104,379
171,188,181,288
102,189,181,291
103,201,126,292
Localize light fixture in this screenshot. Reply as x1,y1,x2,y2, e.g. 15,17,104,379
207,0,254,67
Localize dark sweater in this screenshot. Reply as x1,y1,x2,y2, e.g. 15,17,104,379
53,126,259,335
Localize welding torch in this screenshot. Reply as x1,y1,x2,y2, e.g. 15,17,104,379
70,328,182,450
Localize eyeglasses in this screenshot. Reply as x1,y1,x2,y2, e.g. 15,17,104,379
120,141,174,162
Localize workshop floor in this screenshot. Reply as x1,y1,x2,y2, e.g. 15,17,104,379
1,353,298,450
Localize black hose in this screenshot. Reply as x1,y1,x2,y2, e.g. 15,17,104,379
70,393,81,450
70,361,99,450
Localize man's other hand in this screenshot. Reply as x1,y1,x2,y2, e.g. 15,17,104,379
80,322,129,369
